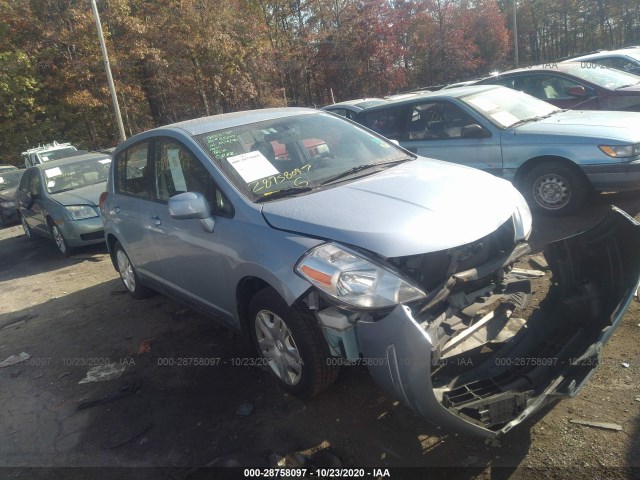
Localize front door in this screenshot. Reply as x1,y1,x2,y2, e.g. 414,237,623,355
147,137,235,320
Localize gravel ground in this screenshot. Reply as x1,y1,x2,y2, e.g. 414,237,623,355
0,191,639,480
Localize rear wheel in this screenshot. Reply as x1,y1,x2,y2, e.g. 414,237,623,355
114,241,151,299
521,161,587,216
249,287,339,398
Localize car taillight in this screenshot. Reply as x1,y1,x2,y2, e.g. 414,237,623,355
98,191,108,209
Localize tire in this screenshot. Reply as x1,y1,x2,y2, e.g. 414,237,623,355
113,241,151,299
521,161,588,216
51,223,73,257
21,215,35,241
248,287,339,398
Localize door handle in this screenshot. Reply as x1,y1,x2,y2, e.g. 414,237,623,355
151,216,162,226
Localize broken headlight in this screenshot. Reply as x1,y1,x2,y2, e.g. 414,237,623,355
296,243,426,308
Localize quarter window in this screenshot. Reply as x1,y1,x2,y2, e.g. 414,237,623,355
513,74,582,100
115,142,150,197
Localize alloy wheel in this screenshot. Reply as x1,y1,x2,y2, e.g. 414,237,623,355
254,309,303,385
116,249,136,292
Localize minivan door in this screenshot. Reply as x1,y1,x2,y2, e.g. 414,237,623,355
146,138,235,321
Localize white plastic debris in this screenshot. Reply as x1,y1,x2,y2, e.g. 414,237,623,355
569,419,622,431
621,362,630,368
510,268,546,279
0,352,31,368
78,363,126,384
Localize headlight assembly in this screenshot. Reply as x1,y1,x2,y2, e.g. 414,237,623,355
296,243,426,309
66,205,98,220
598,144,640,158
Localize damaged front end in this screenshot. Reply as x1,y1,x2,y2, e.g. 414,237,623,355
317,207,640,437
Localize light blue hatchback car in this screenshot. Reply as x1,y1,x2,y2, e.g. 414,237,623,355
101,108,640,438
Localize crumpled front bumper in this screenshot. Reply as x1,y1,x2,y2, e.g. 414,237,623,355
356,207,640,437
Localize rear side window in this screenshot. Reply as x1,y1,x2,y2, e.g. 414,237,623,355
115,142,150,197
360,107,406,140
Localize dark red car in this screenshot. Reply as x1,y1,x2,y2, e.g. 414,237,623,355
476,62,640,111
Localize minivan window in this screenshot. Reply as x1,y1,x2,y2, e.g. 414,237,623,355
116,142,150,197
195,113,410,201
153,139,233,216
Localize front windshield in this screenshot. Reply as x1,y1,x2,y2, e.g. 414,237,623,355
195,112,411,201
44,157,111,194
563,63,640,89
462,87,560,128
0,170,24,191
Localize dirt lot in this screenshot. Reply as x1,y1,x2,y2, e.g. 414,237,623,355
1,192,639,480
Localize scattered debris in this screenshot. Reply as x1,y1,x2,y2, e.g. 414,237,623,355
137,338,154,355
78,362,126,384
510,268,546,279
621,362,630,368
528,254,549,270
0,314,37,330
0,352,30,368
105,422,153,449
634,396,640,403
236,403,254,417
57,371,70,380
569,419,623,431
77,383,141,410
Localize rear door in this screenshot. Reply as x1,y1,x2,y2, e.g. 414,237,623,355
109,141,156,272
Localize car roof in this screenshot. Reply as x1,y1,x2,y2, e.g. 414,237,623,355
356,85,502,111
32,151,112,170
565,48,640,62
323,98,387,109
488,62,586,77
154,107,319,137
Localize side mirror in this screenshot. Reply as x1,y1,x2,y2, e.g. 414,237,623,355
168,192,215,233
461,124,489,138
565,85,589,97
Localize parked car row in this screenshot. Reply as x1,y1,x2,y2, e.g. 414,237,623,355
5,103,640,439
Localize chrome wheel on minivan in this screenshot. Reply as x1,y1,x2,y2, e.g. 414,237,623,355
249,287,339,398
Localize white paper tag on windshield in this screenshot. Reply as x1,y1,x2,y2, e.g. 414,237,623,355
0,178,4,184
227,151,279,183
491,111,520,127
467,97,498,111
45,167,62,178
167,148,187,192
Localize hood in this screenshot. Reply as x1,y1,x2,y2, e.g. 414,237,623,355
0,187,17,202
514,110,640,141
50,182,105,207
261,158,520,258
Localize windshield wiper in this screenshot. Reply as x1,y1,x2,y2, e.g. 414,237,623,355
254,185,314,203
509,111,560,128
320,158,412,186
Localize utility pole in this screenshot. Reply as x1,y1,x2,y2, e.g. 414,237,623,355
89,0,126,142
513,0,519,68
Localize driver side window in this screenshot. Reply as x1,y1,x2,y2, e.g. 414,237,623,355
153,139,233,217
407,101,477,140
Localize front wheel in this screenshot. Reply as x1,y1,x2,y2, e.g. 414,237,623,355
113,241,151,299
21,215,34,241
51,224,72,257
521,162,588,216
249,287,339,398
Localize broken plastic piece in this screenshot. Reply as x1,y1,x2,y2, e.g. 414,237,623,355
0,352,30,368
78,362,126,384
569,419,622,431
